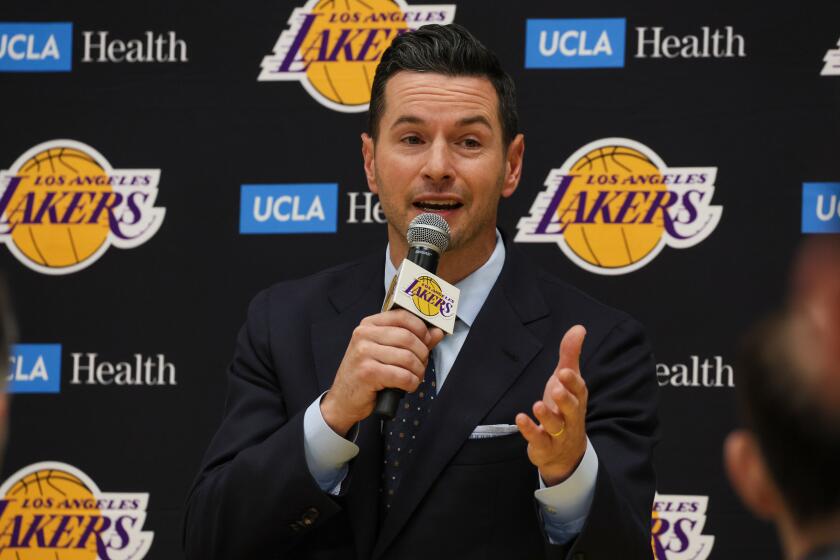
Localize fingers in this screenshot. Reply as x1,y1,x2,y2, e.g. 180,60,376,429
557,325,586,373
358,324,430,364
553,367,587,402
364,309,432,345
427,327,445,349
515,412,551,447
363,340,426,379
533,400,567,436
372,363,423,393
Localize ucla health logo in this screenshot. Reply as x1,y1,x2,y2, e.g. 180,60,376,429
802,182,840,233
0,140,165,275
0,23,72,72
7,344,61,394
516,138,721,275
651,493,715,560
258,0,455,112
240,184,338,234
0,462,153,558
525,18,626,68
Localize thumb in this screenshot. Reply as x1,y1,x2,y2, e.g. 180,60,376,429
427,327,446,350
558,324,586,372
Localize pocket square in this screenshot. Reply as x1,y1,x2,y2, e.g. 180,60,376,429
468,424,520,439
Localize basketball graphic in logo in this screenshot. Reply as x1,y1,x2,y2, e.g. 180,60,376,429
259,0,456,112
561,145,667,269
9,147,111,269
1,468,100,559
516,138,722,275
409,275,443,316
303,0,410,109
0,140,166,275
0,462,153,559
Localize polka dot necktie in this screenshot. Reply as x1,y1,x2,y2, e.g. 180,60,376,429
380,354,437,517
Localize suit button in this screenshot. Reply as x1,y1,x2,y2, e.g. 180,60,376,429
288,522,301,532
301,507,319,526
573,553,585,560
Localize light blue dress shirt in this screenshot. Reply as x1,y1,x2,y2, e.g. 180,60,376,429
303,231,598,544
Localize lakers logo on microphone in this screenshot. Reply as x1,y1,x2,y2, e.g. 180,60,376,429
258,0,456,112
0,140,165,275
404,275,454,318
516,138,721,275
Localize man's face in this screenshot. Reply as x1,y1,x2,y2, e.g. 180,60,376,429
362,72,523,257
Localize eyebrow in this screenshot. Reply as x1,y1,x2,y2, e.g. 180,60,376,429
390,114,494,131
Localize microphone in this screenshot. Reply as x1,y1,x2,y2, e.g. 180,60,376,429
404,212,450,275
374,213,457,419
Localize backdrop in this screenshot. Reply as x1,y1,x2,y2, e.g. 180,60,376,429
2,0,839,558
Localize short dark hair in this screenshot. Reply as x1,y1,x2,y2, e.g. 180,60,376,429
368,24,519,146
736,313,840,526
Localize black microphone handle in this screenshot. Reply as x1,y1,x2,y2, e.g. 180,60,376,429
374,243,440,419
405,244,440,275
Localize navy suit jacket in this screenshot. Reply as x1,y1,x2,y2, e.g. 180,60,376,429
184,238,659,560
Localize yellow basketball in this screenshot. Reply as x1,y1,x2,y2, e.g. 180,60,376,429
303,0,409,107
561,146,666,269
1,468,100,559
410,276,442,317
8,147,111,269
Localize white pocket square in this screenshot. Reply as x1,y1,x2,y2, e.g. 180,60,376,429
468,424,520,439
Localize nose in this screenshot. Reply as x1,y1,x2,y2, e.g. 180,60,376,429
421,137,454,185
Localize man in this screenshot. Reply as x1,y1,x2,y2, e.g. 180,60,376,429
184,24,658,559
725,237,840,560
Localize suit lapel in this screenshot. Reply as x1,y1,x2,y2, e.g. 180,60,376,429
310,253,384,559
372,242,549,559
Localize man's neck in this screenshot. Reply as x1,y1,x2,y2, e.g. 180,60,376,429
387,229,499,285
778,513,840,560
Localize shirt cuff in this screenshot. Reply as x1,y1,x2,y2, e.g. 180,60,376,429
534,437,599,544
302,392,360,493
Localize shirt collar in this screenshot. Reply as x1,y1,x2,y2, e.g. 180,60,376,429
383,230,505,328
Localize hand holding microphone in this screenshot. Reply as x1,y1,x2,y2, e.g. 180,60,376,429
321,214,459,434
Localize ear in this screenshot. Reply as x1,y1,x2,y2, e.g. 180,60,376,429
361,133,378,194
724,430,785,521
501,133,525,198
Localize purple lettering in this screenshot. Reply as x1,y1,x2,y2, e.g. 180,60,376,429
327,28,366,61
614,191,650,224
535,175,577,234
75,516,112,560
277,14,318,72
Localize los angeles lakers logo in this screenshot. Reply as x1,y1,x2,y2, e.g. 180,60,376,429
0,461,153,559
651,493,715,560
403,275,454,317
0,140,165,275
258,0,456,112
516,138,722,275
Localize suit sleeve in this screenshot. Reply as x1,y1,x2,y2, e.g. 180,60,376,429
182,289,343,559
548,317,659,560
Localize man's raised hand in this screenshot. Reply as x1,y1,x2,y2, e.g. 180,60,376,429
516,325,588,486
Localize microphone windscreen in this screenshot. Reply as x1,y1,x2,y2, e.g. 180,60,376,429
407,213,450,253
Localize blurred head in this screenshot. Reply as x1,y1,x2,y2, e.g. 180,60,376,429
725,236,840,555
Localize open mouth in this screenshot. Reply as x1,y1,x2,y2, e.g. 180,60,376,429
413,200,464,212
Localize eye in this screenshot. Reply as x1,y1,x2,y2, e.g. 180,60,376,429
401,135,423,145
461,138,482,149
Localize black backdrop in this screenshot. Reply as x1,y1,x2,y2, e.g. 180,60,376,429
2,0,839,558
